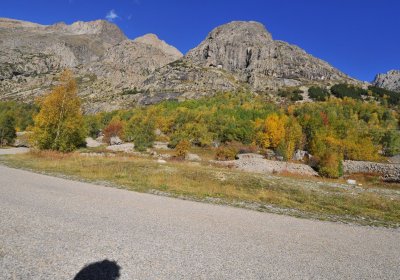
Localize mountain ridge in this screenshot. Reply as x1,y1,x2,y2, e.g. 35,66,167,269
0,18,373,112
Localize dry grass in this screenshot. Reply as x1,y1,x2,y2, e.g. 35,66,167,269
1,151,399,227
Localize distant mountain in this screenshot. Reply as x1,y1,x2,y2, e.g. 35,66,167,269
373,70,400,92
143,21,356,97
0,18,359,112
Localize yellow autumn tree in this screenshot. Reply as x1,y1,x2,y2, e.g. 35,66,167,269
256,113,287,149
32,70,86,152
278,117,303,160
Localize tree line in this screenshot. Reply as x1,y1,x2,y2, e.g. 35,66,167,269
1,70,400,178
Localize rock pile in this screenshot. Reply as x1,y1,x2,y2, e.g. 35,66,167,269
343,160,400,182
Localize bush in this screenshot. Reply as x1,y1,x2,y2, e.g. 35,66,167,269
318,153,343,178
381,130,400,156
308,86,329,101
278,88,304,102
215,143,239,161
85,115,102,138
330,84,367,100
174,140,191,159
0,101,38,131
103,119,124,144
0,113,16,146
126,113,156,152
368,86,400,105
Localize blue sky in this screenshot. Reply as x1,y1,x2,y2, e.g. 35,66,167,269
1,0,399,82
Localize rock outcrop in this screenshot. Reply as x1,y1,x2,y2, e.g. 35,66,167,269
343,160,400,182
143,21,356,94
373,70,400,92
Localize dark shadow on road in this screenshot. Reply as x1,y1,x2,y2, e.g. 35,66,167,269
74,259,121,280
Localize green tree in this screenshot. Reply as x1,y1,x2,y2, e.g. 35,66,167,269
126,112,156,152
381,130,400,156
0,113,16,146
32,70,86,152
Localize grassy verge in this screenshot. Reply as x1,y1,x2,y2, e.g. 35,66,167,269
1,150,399,228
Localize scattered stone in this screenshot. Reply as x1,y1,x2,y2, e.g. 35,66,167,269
157,159,167,164
214,157,318,177
388,154,400,164
13,131,31,147
85,137,102,148
347,179,357,185
186,153,201,162
110,136,123,145
237,153,264,160
292,150,312,162
343,160,400,182
106,143,134,153
153,141,170,150
264,149,275,159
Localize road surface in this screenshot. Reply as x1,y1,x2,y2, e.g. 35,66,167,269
0,164,399,279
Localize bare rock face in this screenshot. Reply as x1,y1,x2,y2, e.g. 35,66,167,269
143,21,356,95
373,70,400,92
185,21,353,90
133,33,182,58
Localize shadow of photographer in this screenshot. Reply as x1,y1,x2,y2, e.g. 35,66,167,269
74,259,121,280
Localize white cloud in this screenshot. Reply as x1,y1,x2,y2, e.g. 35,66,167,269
106,10,119,22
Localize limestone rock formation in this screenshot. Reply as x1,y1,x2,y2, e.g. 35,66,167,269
143,21,355,94
373,70,400,92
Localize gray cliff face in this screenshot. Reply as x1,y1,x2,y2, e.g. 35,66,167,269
373,70,400,92
143,21,356,95
185,21,353,90
1,19,360,111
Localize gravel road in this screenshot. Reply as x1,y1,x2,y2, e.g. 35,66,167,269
0,164,399,279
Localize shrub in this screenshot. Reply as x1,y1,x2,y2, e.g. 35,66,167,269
215,143,239,161
126,113,156,152
278,88,304,102
0,113,16,146
381,130,400,156
318,153,343,178
330,84,367,100
103,119,124,144
85,115,102,138
308,86,329,101
174,140,191,159
368,86,400,106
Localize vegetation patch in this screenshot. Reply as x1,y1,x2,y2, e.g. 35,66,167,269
1,151,399,228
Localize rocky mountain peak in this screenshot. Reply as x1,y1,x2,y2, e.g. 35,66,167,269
133,33,182,59
186,21,273,69
373,70,400,92
207,21,272,41
185,20,352,90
